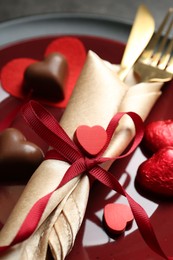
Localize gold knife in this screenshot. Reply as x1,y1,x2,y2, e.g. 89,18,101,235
118,4,155,81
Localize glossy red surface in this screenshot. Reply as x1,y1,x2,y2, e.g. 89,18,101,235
0,35,173,259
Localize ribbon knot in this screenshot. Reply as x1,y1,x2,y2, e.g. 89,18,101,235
83,157,99,171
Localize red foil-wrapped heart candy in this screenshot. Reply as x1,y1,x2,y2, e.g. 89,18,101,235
136,147,173,197
143,120,173,154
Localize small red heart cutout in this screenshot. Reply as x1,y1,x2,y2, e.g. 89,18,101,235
143,120,173,154
103,203,134,235
23,53,68,102
75,125,107,156
136,147,173,197
0,128,44,182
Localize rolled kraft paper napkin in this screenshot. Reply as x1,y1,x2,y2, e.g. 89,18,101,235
20,58,163,259
0,50,128,259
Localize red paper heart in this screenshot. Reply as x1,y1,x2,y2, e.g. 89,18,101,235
143,120,173,154
0,37,86,107
75,125,107,156
136,147,173,197
103,203,134,235
0,128,44,182
1,58,35,99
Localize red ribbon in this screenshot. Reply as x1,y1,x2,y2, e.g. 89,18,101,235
0,100,172,260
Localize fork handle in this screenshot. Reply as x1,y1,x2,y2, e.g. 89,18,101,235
117,66,130,81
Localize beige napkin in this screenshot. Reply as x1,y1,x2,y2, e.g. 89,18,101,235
0,50,163,260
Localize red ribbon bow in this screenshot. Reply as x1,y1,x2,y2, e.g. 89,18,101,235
0,100,172,260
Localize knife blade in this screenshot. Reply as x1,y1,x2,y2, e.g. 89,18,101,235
118,4,155,81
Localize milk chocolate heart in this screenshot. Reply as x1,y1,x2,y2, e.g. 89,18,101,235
23,53,68,102
143,120,173,154
0,128,44,182
103,203,134,235
136,147,173,197
75,125,107,156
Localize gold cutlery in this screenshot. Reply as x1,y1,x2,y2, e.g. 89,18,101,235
134,8,173,82
118,4,155,81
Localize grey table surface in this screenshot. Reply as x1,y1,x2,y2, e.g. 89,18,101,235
0,0,172,27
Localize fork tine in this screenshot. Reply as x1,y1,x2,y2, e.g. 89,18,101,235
158,36,173,69
151,17,173,66
134,8,173,82
166,56,173,73
140,8,173,63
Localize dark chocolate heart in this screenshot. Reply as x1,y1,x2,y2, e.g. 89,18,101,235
24,53,68,102
0,128,44,182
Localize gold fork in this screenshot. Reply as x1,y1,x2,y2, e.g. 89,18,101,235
134,8,173,82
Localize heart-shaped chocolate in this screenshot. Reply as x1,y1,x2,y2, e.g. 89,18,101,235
23,53,68,102
136,147,173,197
75,125,107,156
0,128,44,182
143,120,173,154
103,203,134,235
0,36,86,108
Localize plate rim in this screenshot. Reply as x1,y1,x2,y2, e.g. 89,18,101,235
0,12,132,28
0,12,131,47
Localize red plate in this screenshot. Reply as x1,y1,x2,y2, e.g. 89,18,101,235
0,20,173,260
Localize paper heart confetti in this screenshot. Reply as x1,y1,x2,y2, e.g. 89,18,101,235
103,203,134,235
0,128,44,182
0,37,86,107
143,120,173,154
75,125,107,156
136,147,173,197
